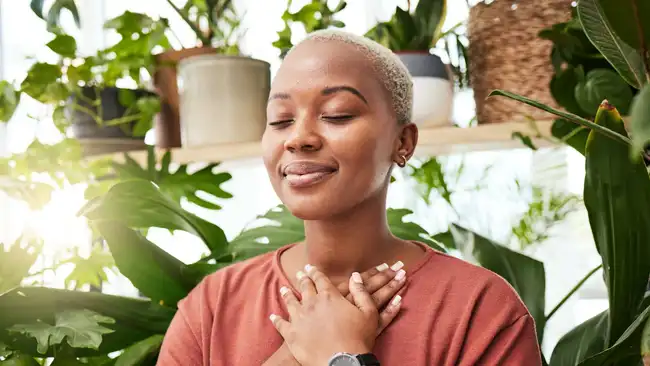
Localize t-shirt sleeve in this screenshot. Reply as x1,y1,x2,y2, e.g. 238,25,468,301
157,306,203,366
472,314,543,365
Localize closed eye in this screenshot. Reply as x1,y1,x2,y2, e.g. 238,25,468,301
322,115,354,122
268,119,294,126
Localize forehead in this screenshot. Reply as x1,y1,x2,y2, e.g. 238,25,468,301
272,40,382,96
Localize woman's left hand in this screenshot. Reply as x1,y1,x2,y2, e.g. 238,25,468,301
270,264,401,366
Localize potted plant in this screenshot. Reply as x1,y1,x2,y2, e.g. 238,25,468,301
5,11,171,155
365,0,455,127
153,0,270,149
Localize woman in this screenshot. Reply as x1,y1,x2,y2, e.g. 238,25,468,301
158,30,542,366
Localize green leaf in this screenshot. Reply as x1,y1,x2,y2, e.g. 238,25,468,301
550,67,588,117
8,309,114,354
0,287,175,356
410,158,451,206
229,205,305,261
0,176,53,211
63,248,115,290
94,221,193,307
20,63,65,104
598,0,650,51
394,7,418,45
45,0,81,31
0,81,20,123
578,0,645,89
551,118,590,155
629,83,650,159
580,301,650,365
413,0,446,42
387,209,446,252
0,238,41,293
79,180,228,256
449,224,546,342
111,150,233,210
511,132,538,150
0,342,12,358
642,314,650,361
46,34,77,58
0,353,39,366
549,311,609,365
30,0,45,19
114,334,163,366
574,69,634,115
584,101,650,346
488,89,631,146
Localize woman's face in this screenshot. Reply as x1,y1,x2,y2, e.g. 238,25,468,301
262,40,413,220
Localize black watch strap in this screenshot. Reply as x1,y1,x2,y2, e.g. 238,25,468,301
356,353,380,366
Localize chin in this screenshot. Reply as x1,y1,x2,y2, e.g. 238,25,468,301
283,197,346,221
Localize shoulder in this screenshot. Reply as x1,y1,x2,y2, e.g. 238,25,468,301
415,249,530,319
178,248,279,312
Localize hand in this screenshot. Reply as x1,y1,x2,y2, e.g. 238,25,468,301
338,261,406,311
262,264,406,366
270,265,402,366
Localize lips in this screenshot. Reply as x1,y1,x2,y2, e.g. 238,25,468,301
282,161,337,188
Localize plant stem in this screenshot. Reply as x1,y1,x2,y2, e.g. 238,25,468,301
165,0,210,46
489,90,631,145
545,263,603,321
630,0,650,83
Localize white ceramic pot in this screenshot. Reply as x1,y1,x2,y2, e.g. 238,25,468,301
397,53,454,127
178,55,271,147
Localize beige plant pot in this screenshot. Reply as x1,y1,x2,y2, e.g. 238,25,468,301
177,55,271,148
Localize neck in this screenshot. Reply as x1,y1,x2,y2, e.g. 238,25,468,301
301,190,396,279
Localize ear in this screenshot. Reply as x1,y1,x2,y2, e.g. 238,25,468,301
393,123,418,166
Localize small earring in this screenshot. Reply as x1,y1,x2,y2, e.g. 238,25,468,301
397,154,407,167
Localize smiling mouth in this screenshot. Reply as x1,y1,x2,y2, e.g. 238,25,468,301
284,170,336,188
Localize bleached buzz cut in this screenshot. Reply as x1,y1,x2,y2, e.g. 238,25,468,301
291,29,413,125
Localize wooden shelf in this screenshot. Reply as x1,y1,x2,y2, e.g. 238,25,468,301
101,120,555,165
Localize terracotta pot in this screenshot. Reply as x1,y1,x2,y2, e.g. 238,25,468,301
153,47,217,148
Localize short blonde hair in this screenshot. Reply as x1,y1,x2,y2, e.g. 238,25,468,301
291,29,413,125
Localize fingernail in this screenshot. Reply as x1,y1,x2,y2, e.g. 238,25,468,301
280,286,290,296
395,269,406,281
391,295,402,306
304,264,314,272
296,270,306,280
391,261,404,271
352,272,363,284
376,263,389,271
269,314,278,322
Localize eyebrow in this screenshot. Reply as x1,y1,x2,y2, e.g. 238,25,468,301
267,85,368,104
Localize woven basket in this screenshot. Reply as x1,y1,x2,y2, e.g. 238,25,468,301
468,0,574,124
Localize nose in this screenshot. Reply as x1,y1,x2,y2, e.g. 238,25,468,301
283,117,323,153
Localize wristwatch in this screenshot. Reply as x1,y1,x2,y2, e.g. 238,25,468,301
327,352,381,366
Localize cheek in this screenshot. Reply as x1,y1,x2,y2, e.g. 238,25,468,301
261,129,283,180
325,123,393,180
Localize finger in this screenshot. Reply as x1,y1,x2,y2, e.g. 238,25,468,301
279,286,300,318
296,270,317,300
340,263,388,298
371,269,406,309
349,272,376,314
269,313,290,338
377,295,402,335
305,264,337,294
364,261,403,295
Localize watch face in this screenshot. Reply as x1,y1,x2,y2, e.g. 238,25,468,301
330,354,361,366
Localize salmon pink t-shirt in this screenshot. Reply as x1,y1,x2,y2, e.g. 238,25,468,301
158,243,542,365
